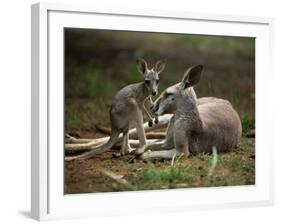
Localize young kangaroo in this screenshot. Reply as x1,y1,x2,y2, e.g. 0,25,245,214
140,65,242,160
74,58,166,160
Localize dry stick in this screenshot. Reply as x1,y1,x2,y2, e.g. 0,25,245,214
65,114,172,151
146,132,166,139
101,170,135,190
65,138,109,151
95,124,166,139
173,153,184,166
171,152,185,167
65,139,162,154
95,124,111,135
171,153,177,166
66,132,166,145
208,146,218,178
65,156,80,162
65,134,94,144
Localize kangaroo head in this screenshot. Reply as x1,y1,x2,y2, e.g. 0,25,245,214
151,65,203,116
136,58,167,96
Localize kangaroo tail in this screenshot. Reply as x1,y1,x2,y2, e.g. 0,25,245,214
75,130,120,160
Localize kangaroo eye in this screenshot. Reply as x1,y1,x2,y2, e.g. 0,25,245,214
145,80,150,84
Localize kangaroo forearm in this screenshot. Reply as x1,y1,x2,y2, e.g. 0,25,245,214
130,114,172,133
143,98,154,120
143,105,154,120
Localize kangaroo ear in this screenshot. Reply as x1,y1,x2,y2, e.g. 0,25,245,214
181,65,203,89
154,59,167,74
136,58,148,75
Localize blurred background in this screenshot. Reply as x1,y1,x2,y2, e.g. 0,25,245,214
64,28,255,137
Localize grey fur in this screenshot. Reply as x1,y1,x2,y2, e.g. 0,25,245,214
141,65,242,160
77,58,167,159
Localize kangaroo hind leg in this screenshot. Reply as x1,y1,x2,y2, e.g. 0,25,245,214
120,129,135,156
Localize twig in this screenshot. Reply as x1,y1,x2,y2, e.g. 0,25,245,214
64,114,172,151
95,124,166,139
101,170,135,190
146,132,166,139
95,124,111,135
171,153,177,166
208,146,218,178
175,153,184,164
65,139,161,155
171,152,184,167
65,134,94,144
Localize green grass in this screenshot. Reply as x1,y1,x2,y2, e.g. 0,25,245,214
65,136,255,194
65,98,110,131
176,34,255,57
108,138,255,191
64,30,255,194
65,63,118,98
241,115,255,135
132,163,197,190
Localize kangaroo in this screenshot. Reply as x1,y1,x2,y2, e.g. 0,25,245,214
74,58,166,160
140,65,242,160
136,65,201,154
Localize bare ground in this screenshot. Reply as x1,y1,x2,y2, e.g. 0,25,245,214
64,135,255,194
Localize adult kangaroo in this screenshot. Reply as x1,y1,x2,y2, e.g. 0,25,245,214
70,58,167,160
140,65,242,160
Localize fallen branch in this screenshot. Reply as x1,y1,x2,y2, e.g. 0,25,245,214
65,134,97,144
100,170,135,190
65,139,162,154
146,132,166,139
95,124,111,135
65,114,172,151
94,124,166,139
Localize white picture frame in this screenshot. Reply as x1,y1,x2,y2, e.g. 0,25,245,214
31,2,274,221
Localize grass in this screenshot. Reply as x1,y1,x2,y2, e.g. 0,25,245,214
99,137,255,192
64,30,255,193
65,64,118,98
132,163,198,190
241,115,255,135
176,34,255,57
65,98,255,135
64,84,255,192
65,98,111,132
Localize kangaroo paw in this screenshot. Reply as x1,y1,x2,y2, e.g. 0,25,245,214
148,120,153,127
154,117,159,124
135,145,148,155
127,147,136,154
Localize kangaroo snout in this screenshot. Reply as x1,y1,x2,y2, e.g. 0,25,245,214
152,91,157,96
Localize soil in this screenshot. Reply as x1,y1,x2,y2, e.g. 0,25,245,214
64,131,255,194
